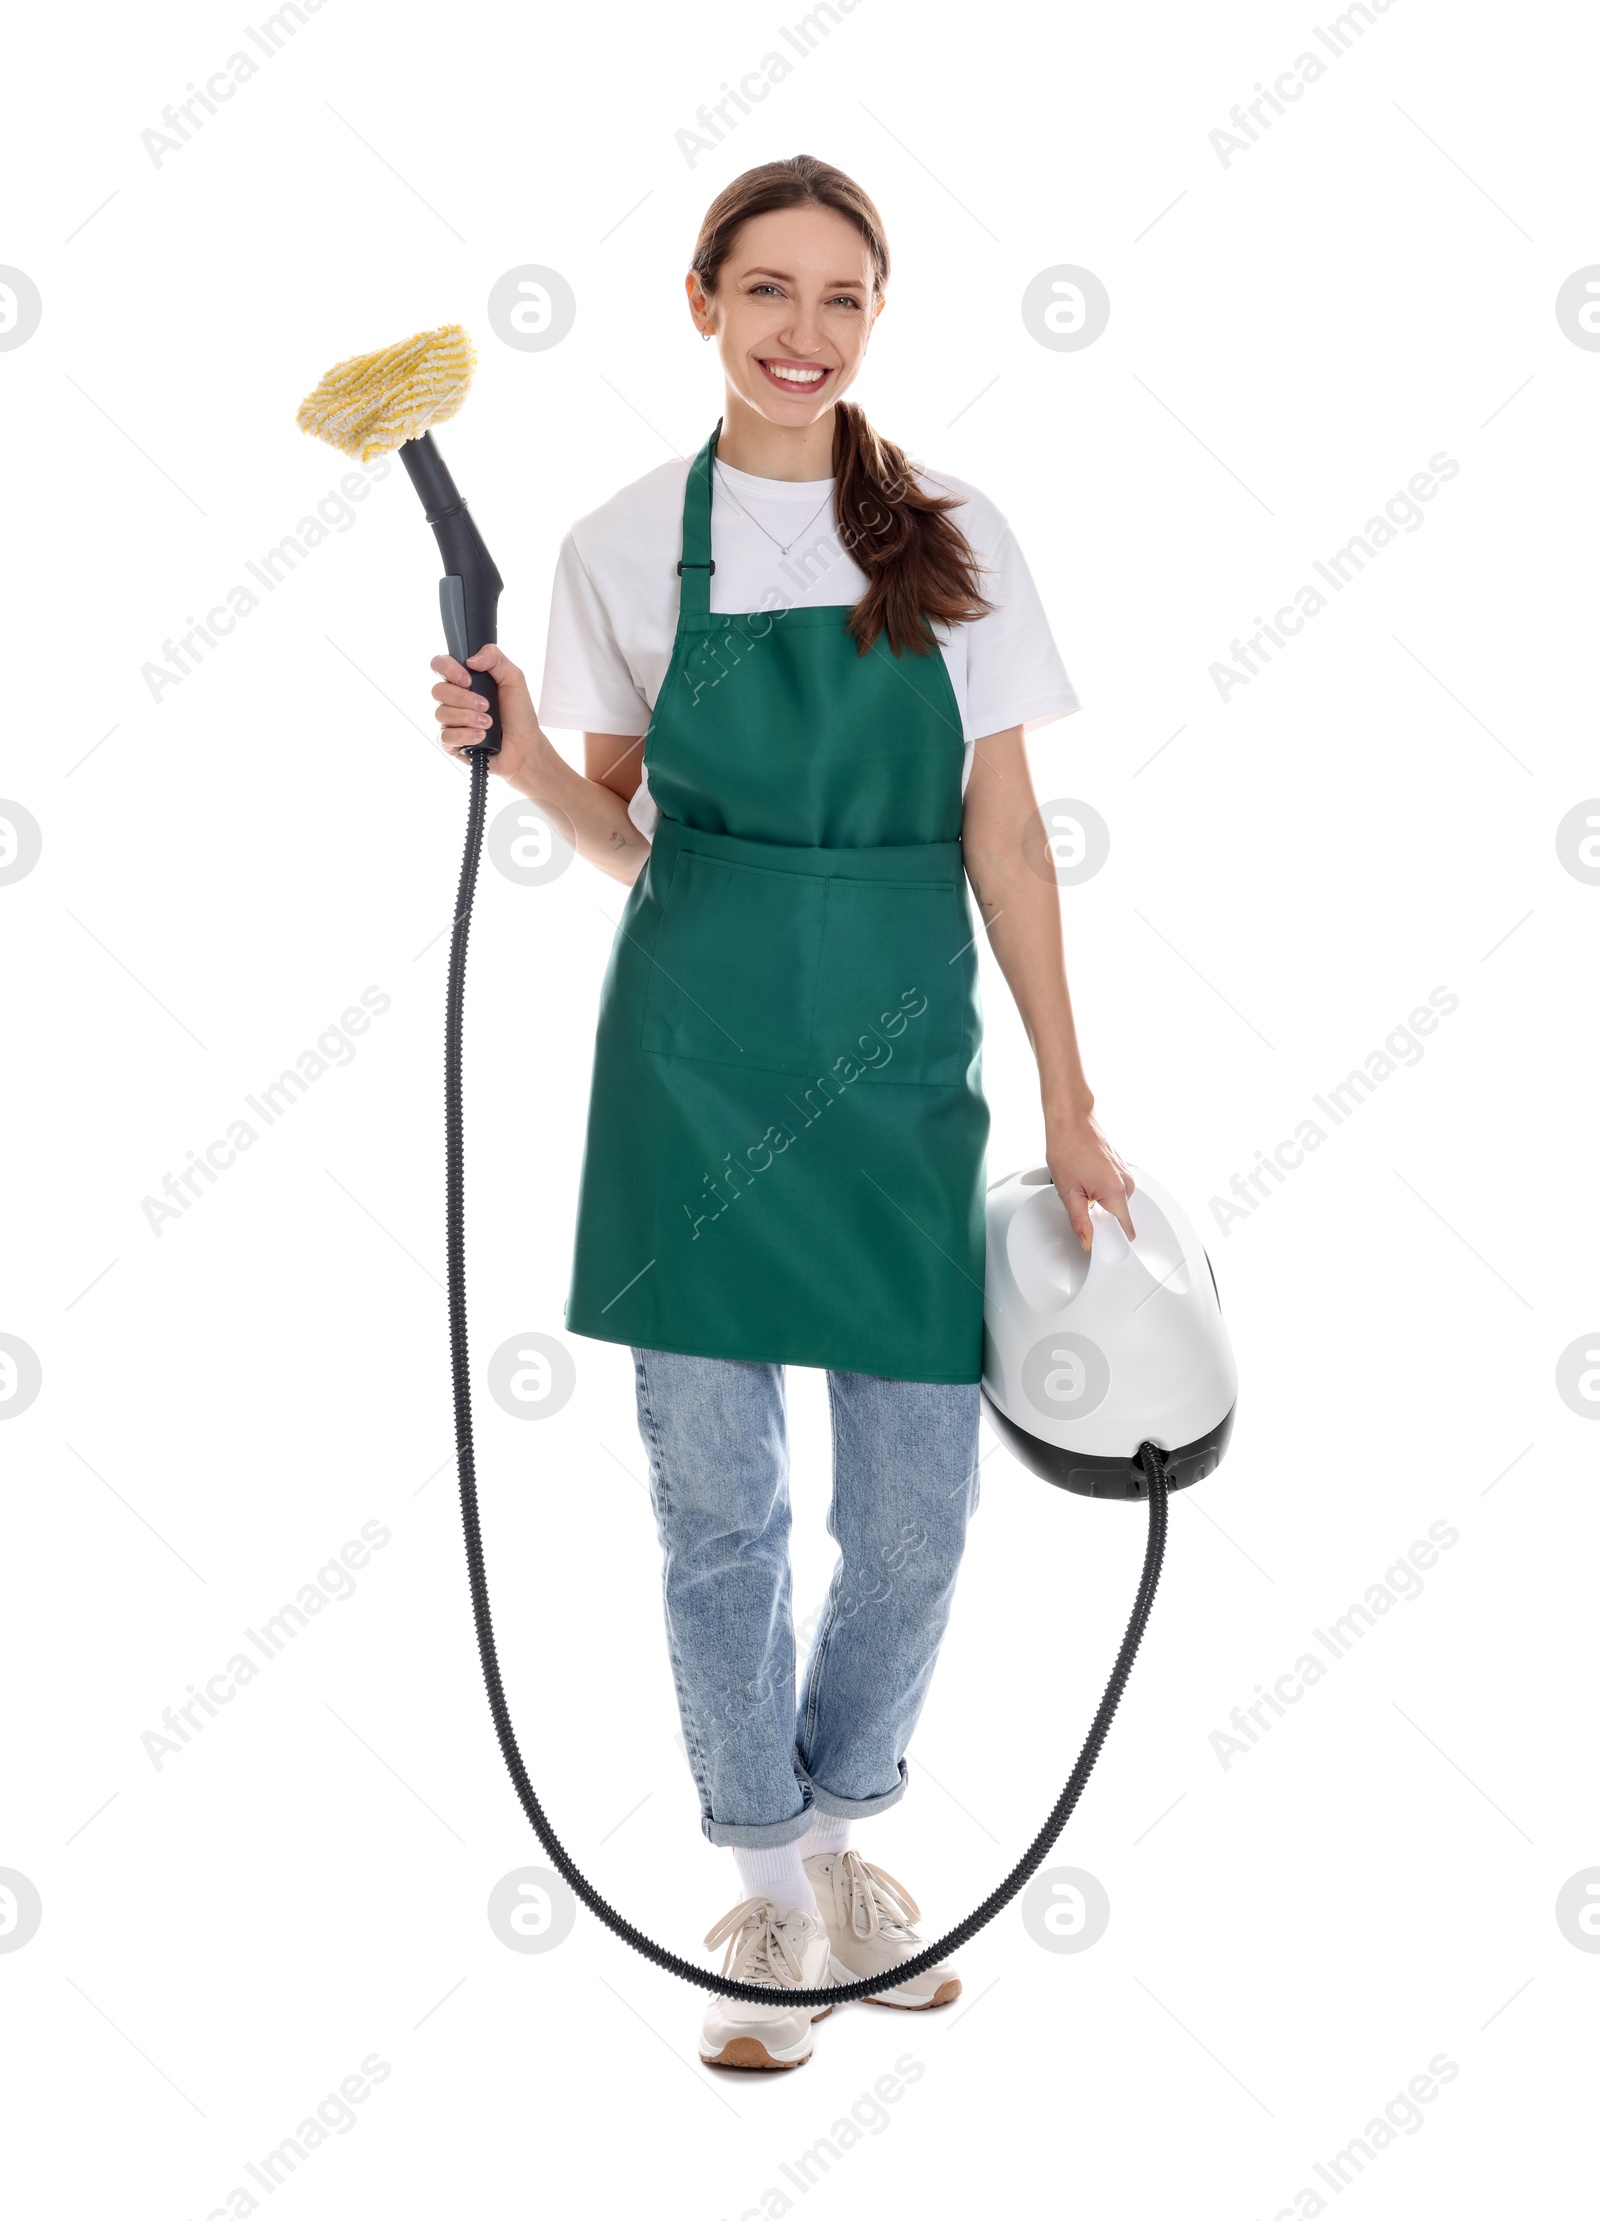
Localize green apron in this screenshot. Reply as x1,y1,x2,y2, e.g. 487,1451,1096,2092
563,421,990,1382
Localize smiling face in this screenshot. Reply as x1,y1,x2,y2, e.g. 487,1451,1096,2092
689,202,883,428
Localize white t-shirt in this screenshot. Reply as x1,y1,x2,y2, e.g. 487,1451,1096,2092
536,451,1081,838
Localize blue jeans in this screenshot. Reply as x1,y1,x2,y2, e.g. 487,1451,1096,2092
630,1346,982,1847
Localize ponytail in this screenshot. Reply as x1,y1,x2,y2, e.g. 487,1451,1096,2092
830,398,994,656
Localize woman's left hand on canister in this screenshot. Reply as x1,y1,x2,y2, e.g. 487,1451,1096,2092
1045,1109,1136,1254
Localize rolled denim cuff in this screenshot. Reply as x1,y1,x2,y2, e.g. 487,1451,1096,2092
701,1800,816,1850
795,1755,909,1820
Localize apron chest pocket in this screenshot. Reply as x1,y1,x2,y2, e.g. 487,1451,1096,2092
808,878,981,1088
639,851,827,1073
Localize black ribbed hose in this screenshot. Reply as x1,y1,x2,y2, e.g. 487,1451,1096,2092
446,745,1172,2002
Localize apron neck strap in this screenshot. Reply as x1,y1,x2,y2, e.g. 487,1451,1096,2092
676,421,721,631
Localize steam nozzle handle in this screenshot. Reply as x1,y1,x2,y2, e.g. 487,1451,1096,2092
399,431,503,758
438,573,502,757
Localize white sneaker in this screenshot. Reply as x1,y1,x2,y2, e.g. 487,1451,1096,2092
698,1895,846,2071
803,1849,962,2009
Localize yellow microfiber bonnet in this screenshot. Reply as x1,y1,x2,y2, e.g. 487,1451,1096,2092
295,323,477,463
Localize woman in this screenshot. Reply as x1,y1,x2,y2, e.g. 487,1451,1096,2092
429,154,1134,2072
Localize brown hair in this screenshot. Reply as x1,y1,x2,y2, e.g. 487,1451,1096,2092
689,154,995,658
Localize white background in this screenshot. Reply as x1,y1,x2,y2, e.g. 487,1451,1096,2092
2,0,1596,2214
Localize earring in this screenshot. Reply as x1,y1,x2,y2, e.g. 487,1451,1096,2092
701,328,712,342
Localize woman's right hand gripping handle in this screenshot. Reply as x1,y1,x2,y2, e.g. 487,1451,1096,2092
430,644,542,782
426,644,654,888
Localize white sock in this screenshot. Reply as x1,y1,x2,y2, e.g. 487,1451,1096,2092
795,1810,852,1864
732,1841,817,1917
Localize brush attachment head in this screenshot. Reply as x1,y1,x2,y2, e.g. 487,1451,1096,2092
296,324,478,463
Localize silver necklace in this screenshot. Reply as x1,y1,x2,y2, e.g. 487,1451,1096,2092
713,459,835,558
